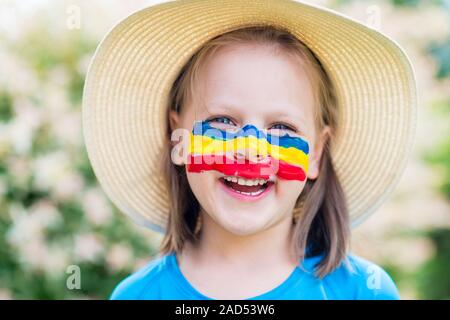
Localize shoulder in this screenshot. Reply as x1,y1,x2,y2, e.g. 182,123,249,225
109,253,174,300
318,253,400,300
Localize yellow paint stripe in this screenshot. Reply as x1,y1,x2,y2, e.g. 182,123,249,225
189,135,309,171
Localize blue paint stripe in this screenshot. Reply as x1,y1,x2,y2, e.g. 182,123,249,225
192,121,309,154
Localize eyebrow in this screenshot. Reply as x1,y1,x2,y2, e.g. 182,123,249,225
204,102,309,129
203,103,236,115
267,110,308,125
208,101,306,117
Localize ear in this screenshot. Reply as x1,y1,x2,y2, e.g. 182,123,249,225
169,109,181,132
306,126,330,180
169,109,182,146
168,109,188,166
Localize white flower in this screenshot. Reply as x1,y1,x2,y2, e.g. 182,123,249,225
14,97,43,129
0,48,39,95
73,233,104,263
1,93,44,155
6,156,31,186
32,151,71,191
19,236,50,271
47,66,70,89
30,200,61,227
106,244,133,272
50,111,82,146
44,86,71,114
81,187,112,226
7,204,44,245
6,117,34,155
53,171,85,201
42,247,70,275
7,201,60,245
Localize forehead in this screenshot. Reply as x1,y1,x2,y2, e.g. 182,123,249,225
192,44,316,122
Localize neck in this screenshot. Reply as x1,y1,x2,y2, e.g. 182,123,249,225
185,209,297,270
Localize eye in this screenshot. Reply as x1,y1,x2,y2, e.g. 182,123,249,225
270,123,293,130
268,122,298,136
206,116,237,130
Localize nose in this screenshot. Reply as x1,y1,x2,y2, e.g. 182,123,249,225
232,122,270,162
233,146,269,163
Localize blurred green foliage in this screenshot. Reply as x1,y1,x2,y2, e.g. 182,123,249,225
429,40,450,79
424,100,450,200
420,3,450,299
336,0,450,300
421,99,450,299
0,91,13,122
0,19,157,299
416,229,450,299
0,0,449,300
388,0,450,299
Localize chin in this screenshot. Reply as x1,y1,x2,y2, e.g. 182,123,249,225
212,206,276,235
220,221,266,236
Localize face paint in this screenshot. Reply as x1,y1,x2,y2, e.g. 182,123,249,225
186,120,309,181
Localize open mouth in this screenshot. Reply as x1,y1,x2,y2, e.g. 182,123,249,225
218,176,274,198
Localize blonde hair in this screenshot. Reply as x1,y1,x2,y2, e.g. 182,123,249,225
160,25,349,278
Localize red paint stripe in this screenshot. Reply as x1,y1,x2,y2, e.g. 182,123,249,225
187,154,306,181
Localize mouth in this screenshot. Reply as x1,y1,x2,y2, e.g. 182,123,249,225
218,175,275,200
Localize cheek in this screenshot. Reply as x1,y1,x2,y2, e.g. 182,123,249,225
186,170,208,192
185,170,217,204
275,179,306,204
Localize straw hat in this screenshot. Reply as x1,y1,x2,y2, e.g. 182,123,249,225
82,0,417,232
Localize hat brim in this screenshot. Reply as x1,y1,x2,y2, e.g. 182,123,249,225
82,0,417,232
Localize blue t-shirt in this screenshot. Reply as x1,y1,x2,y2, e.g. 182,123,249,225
110,252,400,300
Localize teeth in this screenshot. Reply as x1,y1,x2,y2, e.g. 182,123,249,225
223,176,267,186
233,188,265,196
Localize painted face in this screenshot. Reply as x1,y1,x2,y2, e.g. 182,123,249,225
170,43,326,235
187,120,309,181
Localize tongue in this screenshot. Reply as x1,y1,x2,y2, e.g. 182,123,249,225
226,180,264,193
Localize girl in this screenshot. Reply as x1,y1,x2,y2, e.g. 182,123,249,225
82,0,416,300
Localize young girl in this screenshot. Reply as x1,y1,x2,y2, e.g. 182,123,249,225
82,0,416,300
